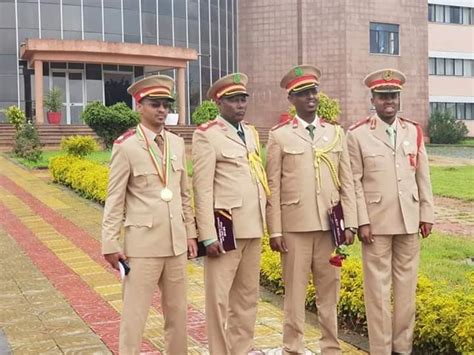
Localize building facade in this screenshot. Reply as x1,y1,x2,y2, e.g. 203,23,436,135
0,0,237,124
428,0,474,135
238,0,430,131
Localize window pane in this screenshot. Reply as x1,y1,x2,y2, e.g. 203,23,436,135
0,75,18,102
445,58,454,75
462,7,471,25
0,55,18,75
428,58,436,75
456,103,465,120
428,4,435,22
444,6,451,23
0,3,16,29
84,6,102,33
454,59,463,76
463,60,472,77
436,58,445,75
105,7,122,34
446,103,455,117
18,3,39,29
451,7,461,24
466,103,472,120
41,3,61,30
435,5,444,22
124,9,140,37
86,64,102,80
63,5,81,31
369,22,399,55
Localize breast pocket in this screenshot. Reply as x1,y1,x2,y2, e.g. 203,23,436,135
221,149,246,169
283,146,305,171
132,168,159,190
403,144,418,169
363,152,386,172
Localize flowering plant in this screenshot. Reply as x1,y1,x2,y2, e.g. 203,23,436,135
329,245,349,267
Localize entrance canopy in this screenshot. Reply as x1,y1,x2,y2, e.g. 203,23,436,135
20,39,198,124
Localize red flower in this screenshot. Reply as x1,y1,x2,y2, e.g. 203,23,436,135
329,246,349,267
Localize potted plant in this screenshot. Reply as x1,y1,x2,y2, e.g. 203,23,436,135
44,87,63,124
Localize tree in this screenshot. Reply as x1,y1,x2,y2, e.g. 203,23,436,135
429,110,468,144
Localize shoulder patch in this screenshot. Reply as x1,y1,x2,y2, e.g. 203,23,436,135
399,116,419,126
271,117,293,131
114,129,136,144
349,117,371,131
197,119,221,131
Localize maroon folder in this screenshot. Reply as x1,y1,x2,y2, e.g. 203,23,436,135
197,210,236,257
328,201,345,247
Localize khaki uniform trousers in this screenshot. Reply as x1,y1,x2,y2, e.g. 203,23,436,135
119,253,188,355
362,233,420,355
282,231,341,355
204,238,262,355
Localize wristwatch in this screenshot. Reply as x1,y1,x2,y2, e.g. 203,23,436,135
346,227,357,234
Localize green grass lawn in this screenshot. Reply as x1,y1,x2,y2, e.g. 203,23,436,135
13,150,111,169
430,165,474,201
346,232,474,290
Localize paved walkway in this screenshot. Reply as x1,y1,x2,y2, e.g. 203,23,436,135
0,156,365,354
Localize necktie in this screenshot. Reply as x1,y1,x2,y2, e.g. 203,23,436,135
386,126,396,147
155,134,164,154
237,130,246,144
306,124,315,140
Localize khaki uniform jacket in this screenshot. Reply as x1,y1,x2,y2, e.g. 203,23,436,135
266,117,357,235
192,116,266,241
102,128,197,257
346,114,435,235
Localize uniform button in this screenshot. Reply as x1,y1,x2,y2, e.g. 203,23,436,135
398,178,402,182
392,152,395,156
170,214,173,219
398,191,402,195
396,164,400,168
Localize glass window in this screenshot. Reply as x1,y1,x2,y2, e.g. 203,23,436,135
435,5,444,22
105,7,122,34
456,103,465,120
463,60,472,77
123,0,139,10
450,6,461,24
158,0,172,15
435,58,445,75
462,7,471,25
0,75,19,102
0,55,18,75
454,59,463,76
428,4,435,22
428,58,436,75
369,22,399,55
446,102,456,117
104,0,121,9
466,103,473,120
41,3,61,30
445,59,454,76
103,64,118,71
142,0,156,13
18,28,39,45
18,3,39,29
0,3,16,29
0,29,16,55
444,6,451,23
124,9,140,39
158,15,173,41
86,64,102,80
175,17,187,43
142,11,157,39
174,0,186,19
86,79,103,103
84,6,102,33
64,31,82,40
63,5,81,31
84,0,101,6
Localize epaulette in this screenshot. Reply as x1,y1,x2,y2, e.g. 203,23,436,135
271,117,293,131
320,117,339,126
399,117,419,126
197,119,223,131
348,116,372,131
114,129,136,144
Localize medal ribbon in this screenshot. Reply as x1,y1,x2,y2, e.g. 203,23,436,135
136,124,170,187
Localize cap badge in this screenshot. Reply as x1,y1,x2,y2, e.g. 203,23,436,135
383,70,393,81
233,73,241,84
294,67,303,77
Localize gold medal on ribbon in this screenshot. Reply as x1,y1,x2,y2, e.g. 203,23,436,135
136,124,173,202
160,187,173,202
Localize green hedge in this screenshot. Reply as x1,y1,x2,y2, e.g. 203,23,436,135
49,156,474,353
261,239,474,354
49,155,108,204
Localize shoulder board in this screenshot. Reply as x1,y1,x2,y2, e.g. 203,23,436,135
271,117,293,131
197,119,222,131
320,117,339,125
399,117,419,126
114,129,136,144
348,117,371,131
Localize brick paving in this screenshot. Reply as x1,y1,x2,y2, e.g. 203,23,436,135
0,155,365,354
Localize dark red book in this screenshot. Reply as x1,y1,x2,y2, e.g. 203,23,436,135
197,210,236,257
328,202,345,247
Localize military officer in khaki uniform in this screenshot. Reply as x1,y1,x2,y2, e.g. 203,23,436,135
102,75,198,354
266,65,358,355
192,73,268,355
346,69,435,355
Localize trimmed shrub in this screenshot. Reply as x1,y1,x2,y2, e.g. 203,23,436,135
192,100,219,125
13,122,43,162
429,110,468,144
3,105,26,133
49,155,108,203
260,240,474,353
82,101,139,149
60,135,99,157
288,91,341,123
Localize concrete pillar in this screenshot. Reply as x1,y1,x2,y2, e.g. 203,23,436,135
177,67,186,125
34,60,44,124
